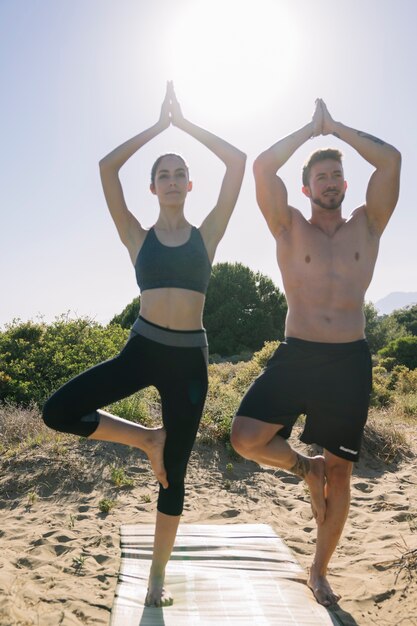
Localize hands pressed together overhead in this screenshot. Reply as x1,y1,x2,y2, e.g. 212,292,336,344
159,80,184,129
311,98,337,137
160,82,337,139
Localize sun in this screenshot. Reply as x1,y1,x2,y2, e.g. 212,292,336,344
165,0,301,123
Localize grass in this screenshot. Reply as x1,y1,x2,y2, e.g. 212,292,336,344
109,465,134,488
376,538,417,583
0,351,415,482
98,498,117,514
363,410,412,464
71,554,88,574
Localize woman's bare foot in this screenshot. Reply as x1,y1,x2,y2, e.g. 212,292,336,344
142,427,168,489
308,567,341,606
145,573,173,607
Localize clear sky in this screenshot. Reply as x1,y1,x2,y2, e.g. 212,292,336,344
1,0,416,327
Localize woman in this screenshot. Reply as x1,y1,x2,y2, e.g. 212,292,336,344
42,82,246,607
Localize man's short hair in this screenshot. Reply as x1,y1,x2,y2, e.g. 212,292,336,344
302,148,343,186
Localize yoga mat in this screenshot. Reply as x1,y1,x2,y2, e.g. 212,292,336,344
110,523,340,625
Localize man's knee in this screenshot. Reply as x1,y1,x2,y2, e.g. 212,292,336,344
325,457,353,488
230,416,248,455
230,415,266,458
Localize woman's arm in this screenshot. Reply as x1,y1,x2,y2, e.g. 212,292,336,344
169,84,246,259
99,85,171,260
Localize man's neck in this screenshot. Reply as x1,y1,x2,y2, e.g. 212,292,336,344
309,206,345,237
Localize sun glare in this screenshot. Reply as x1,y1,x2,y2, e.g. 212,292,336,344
165,0,301,123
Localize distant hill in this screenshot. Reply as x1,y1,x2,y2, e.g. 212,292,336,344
375,292,417,315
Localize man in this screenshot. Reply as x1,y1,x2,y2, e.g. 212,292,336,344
231,100,401,606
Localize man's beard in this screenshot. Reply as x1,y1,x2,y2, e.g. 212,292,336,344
312,192,345,211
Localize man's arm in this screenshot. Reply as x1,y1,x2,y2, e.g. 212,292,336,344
253,101,322,237
320,100,401,235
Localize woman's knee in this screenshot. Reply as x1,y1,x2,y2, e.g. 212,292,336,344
42,394,99,437
42,395,63,431
157,480,185,516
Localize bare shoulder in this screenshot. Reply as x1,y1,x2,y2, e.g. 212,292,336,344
347,204,377,233
285,207,310,232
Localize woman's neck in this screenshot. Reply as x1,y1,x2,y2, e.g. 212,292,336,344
154,209,189,231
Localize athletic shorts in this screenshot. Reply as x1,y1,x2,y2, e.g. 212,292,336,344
236,337,372,462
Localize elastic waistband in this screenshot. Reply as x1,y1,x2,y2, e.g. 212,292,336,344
131,316,208,348
285,336,369,354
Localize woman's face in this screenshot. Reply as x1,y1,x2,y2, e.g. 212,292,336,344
151,155,192,204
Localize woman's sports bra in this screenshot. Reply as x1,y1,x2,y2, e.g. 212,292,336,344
135,226,212,295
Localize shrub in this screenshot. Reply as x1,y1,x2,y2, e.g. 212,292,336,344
378,336,417,371
393,367,417,395
252,340,279,368
0,317,128,406
371,366,394,408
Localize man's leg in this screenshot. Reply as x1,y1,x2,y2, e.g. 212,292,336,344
231,415,326,523
308,450,353,606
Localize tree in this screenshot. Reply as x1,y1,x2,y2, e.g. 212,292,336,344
110,296,140,329
364,302,407,354
391,304,417,336
203,262,287,356
378,336,417,370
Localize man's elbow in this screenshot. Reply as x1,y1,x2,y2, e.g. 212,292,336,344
99,156,110,172
253,154,267,178
389,145,402,170
253,153,276,183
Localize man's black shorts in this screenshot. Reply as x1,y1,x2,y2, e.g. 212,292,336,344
236,337,372,462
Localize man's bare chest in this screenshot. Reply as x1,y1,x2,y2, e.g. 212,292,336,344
277,219,379,281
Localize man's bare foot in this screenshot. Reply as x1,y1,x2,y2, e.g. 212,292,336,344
143,427,168,489
290,454,326,523
308,568,341,607
145,574,173,607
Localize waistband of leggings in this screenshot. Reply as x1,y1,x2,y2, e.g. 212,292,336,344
284,336,369,354
131,316,208,348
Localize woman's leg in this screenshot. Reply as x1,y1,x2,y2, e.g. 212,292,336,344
42,335,168,486
145,346,208,606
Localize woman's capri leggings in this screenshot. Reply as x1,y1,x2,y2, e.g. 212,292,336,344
42,316,209,516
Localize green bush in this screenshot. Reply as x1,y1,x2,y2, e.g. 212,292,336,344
393,367,417,395
378,336,417,371
252,340,279,368
0,317,128,406
370,366,394,408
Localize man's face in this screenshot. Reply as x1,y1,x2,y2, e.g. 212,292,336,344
303,159,347,210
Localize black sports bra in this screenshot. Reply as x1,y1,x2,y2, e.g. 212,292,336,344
135,227,212,295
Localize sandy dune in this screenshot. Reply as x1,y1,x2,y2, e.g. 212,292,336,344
0,421,416,626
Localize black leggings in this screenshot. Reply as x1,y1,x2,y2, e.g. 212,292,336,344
42,319,208,516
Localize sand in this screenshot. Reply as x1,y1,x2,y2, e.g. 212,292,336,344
0,420,416,626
